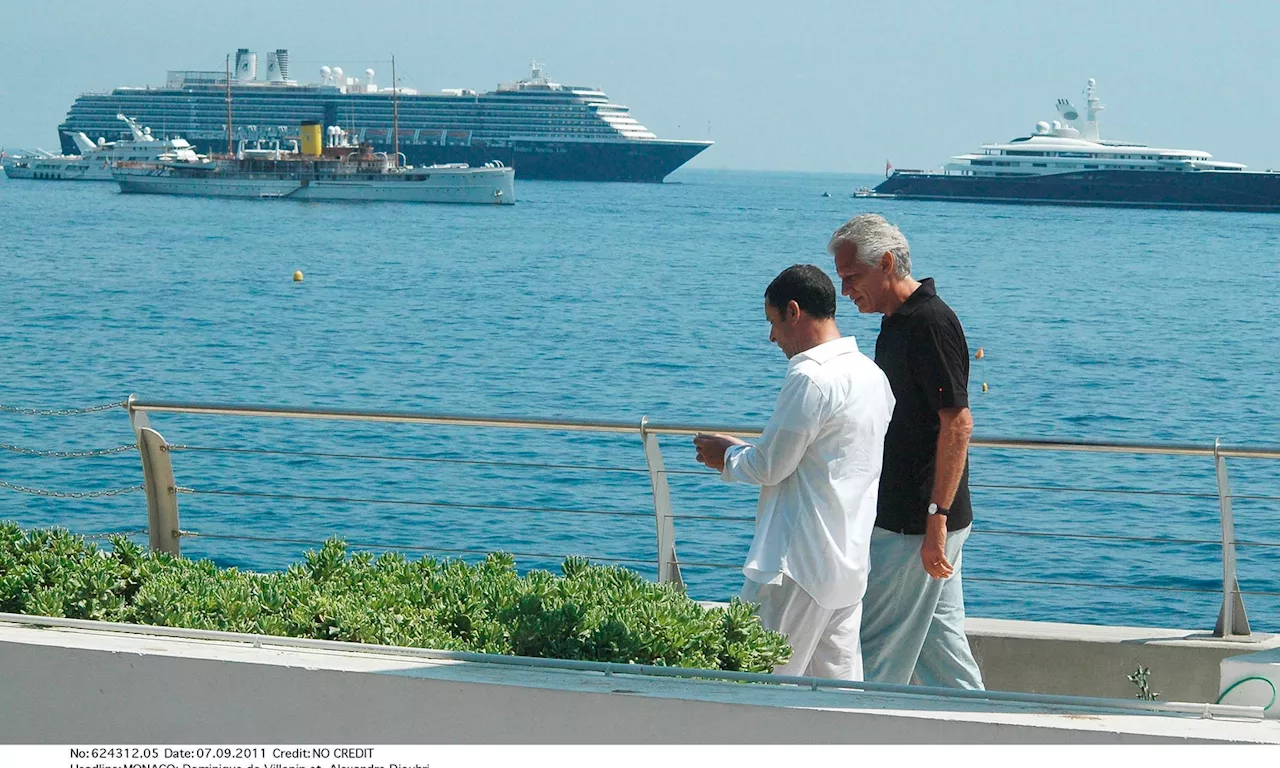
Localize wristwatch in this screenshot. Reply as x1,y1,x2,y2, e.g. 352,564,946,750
927,502,949,516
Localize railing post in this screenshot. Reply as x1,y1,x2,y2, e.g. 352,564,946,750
1213,438,1250,638
640,417,683,588
131,404,181,557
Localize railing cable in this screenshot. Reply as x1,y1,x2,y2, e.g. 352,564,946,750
180,530,658,566
169,443,714,476
971,482,1217,499
966,575,1280,598
0,480,144,499
179,487,654,519
0,400,128,416
80,529,150,540
977,529,1222,546
976,528,1280,549
0,442,137,459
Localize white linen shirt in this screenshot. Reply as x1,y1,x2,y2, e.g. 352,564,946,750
722,335,895,609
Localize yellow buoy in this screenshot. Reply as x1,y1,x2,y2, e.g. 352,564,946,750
975,347,985,360
982,382,989,393
293,270,304,282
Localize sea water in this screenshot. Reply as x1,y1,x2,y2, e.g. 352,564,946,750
1,169,1277,629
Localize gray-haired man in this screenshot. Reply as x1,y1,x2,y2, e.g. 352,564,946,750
829,213,984,689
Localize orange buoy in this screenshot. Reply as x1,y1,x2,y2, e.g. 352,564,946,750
975,347,985,360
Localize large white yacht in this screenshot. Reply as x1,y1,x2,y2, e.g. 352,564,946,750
868,79,1280,212
2,115,204,181
940,79,1243,177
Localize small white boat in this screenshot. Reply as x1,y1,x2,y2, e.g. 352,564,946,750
2,114,204,182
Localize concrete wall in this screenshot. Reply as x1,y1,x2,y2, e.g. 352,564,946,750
967,618,1278,703
1,618,1278,745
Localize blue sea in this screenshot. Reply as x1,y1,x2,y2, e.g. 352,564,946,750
1,169,1277,631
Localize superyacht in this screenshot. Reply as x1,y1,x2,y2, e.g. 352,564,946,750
865,79,1280,212
2,115,203,181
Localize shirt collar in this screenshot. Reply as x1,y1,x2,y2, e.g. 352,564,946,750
893,277,936,318
791,335,860,366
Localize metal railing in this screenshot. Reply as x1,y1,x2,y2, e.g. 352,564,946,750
0,396,1275,637
111,396,1280,640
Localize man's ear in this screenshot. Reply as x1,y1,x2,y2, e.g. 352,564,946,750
880,251,895,275
786,299,802,321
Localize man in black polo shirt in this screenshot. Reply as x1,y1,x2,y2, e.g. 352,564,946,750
829,214,984,689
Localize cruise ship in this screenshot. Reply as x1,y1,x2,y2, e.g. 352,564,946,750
865,79,1280,213
56,50,711,182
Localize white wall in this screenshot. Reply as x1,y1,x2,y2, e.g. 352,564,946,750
1,619,1277,744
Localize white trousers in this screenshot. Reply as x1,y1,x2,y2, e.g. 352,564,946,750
859,525,984,689
741,575,864,680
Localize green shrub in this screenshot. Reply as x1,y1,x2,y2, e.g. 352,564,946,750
0,523,791,672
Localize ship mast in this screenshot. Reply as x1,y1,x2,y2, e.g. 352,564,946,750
225,54,233,156
391,54,399,169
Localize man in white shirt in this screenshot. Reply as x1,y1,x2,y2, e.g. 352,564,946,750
694,264,895,680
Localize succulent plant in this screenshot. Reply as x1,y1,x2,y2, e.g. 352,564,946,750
0,522,791,673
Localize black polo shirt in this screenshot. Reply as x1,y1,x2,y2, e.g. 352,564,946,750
874,278,973,534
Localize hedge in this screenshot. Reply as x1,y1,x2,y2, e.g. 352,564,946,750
0,522,791,672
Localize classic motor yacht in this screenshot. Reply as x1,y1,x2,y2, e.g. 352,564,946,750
113,124,515,204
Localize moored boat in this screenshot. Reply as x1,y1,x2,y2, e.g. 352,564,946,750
113,124,515,204
865,79,1280,213
2,115,204,181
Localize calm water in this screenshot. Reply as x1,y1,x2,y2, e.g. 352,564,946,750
1,169,1278,630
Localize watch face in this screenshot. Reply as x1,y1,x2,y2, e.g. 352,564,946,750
927,503,939,515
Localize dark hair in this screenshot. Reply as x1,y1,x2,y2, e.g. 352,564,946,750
765,264,837,319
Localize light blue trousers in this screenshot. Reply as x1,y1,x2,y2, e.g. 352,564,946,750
860,525,985,689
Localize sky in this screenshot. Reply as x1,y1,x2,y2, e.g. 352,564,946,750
3,0,1280,173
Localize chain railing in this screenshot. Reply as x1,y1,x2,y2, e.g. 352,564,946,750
0,399,142,499
0,480,144,499
2,395,1276,639
1,443,137,459
0,400,128,416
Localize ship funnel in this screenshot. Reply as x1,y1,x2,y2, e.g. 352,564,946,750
235,48,257,82
1056,98,1081,125
300,122,323,156
266,50,288,82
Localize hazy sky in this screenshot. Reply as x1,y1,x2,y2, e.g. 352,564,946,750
3,0,1279,173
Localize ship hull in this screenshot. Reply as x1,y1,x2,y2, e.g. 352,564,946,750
115,167,515,204
3,160,113,181
871,170,1280,213
140,137,709,183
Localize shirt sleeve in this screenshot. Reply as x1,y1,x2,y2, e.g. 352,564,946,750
910,315,970,412
721,370,827,487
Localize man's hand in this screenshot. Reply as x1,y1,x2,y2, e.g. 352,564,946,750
921,514,954,579
693,433,747,472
